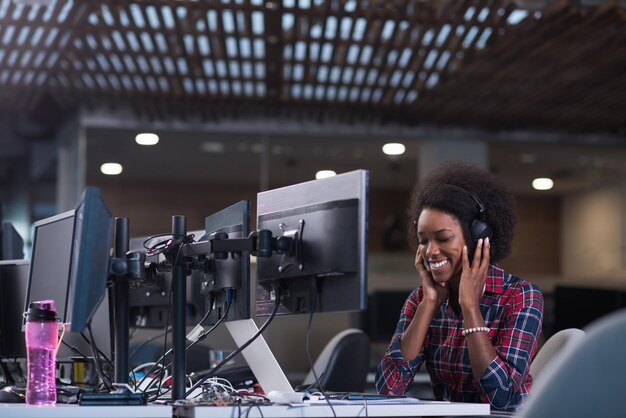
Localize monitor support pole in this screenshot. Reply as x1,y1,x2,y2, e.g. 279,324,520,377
82,219,149,405
113,217,130,385
171,215,187,401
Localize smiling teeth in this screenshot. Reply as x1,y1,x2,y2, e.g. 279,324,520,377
430,260,448,268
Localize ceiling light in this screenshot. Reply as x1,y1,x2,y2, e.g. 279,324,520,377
135,133,159,146
382,142,406,156
316,170,336,179
101,163,123,176
532,177,553,191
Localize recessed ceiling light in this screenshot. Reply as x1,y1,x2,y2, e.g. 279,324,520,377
135,133,159,146
316,170,336,179
532,177,553,190
101,163,123,176
382,142,406,156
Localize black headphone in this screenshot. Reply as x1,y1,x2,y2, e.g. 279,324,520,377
447,184,493,243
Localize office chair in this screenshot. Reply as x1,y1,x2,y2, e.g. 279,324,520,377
515,308,626,418
301,328,370,393
529,327,585,380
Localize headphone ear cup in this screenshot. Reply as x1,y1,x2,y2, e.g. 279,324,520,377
470,219,493,242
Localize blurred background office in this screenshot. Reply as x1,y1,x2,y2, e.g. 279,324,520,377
1,0,625,390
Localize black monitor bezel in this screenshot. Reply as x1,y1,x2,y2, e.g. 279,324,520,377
65,187,114,333
23,209,76,327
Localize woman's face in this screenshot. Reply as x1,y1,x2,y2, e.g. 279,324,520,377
416,208,466,285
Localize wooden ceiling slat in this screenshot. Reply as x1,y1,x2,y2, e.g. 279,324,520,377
310,2,334,103
0,0,623,135
87,5,146,95
379,2,413,107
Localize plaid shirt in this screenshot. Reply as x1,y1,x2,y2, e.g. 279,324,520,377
375,264,543,412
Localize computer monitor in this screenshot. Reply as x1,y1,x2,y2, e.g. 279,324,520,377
2,260,111,362
255,170,369,316
361,290,411,342
201,200,250,325
1,222,24,260
22,189,113,360
65,187,114,333
23,210,76,326
128,229,208,328
0,260,30,358
553,286,626,331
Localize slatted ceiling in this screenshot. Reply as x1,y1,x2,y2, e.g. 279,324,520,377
0,1,624,135
410,1,626,134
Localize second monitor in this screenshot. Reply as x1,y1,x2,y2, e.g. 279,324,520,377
255,170,369,317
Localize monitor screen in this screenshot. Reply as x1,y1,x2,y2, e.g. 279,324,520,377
128,229,208,328
0,260,30,358
21,191,113,361
65,187,113,333
1,222,25,260
255,170,368,316
24,210,76,326
361,290,411,342
3,260,111,361
202,200,250,325
553,286,626,331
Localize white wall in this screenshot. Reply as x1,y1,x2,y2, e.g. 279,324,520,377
561,182,626,288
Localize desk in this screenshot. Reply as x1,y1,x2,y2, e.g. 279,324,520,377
0,404,171,418
0,401,490,418
173,402,490,417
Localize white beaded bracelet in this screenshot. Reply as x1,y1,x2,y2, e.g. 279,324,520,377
461,326,490,337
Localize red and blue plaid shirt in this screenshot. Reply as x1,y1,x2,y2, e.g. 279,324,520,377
375,264,543,412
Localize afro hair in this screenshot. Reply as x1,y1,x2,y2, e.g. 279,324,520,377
407,161,516,262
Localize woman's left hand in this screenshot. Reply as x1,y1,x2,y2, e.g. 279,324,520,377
459,238,490,310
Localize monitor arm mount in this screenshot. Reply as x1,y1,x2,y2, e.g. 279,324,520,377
159,218,302,401
80,218,152,405
181,223,304,274
107,219,158,383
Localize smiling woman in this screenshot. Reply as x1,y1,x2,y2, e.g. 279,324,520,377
375,161,544,413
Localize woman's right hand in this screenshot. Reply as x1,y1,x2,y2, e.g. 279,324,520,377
415,246,449,307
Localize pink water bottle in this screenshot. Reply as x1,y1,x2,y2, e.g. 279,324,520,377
25,300,58,405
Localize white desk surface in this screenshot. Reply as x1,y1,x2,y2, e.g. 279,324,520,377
173,401,490,417
0,401,490,418
0,404,171,418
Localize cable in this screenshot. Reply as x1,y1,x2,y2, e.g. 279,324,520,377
60,340,91,363
143,232,196,257
135,292,223,395
129,325,172,363
183,285,284,399
304,280,336,417
0,355,25,383
0,355,15,386
79,332,113,369
135,232,197,394
185,291,231,351
153,239,182,399
88,324,113,391
147,296,225,392
145,292,231,403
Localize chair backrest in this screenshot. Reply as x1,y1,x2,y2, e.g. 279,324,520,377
302,328,370,393
529,327,585,379
517,308,626,418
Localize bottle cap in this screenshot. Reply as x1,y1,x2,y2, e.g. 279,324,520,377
26,300,57,322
